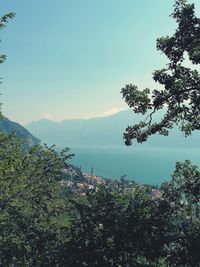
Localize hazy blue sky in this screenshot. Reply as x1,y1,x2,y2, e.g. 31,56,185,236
1,0,200,124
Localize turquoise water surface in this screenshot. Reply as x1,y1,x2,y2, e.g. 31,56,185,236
69,146,200,185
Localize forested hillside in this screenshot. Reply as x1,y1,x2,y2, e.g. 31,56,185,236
0,116,40,148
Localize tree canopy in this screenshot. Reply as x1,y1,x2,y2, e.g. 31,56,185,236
121,0,200,145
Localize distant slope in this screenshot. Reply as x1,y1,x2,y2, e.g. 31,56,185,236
0,117,40,149
25,110,200,148
26,111,135,147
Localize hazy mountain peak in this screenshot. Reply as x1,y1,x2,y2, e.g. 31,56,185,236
25,110,200,149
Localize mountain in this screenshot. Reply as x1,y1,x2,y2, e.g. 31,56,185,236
25,111,138,147
25,110,200,149
0,117,40,149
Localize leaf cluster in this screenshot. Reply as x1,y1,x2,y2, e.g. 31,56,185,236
122,0,200,145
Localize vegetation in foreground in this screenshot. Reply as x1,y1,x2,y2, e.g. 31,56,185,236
1,133,200,266
1,0,200,266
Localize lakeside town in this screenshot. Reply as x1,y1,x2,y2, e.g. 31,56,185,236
61,165,162,199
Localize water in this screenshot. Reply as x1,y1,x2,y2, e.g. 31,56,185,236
69,146,200,185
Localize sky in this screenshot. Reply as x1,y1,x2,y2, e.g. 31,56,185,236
0,0,200,124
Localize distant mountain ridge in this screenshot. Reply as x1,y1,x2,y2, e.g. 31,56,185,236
0,117,40,149
25,110,200,149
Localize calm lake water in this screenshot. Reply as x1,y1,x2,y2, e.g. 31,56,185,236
69,146,200,185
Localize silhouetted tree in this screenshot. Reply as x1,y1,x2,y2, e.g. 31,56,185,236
121,0,200,146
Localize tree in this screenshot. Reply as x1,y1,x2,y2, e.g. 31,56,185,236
121,0,200,145
0,10,76,265
0,134,73,265
161,160,200,266
120,1,200,265
58,185,174,267
0,12,15,118
0,12,15,61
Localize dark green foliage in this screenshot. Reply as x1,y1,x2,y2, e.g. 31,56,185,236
119,2,200,264
1,132,200,266
58,186,172,267
121,0,200,146
161,160,200,267
56,162,200,267
0,133,72,266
